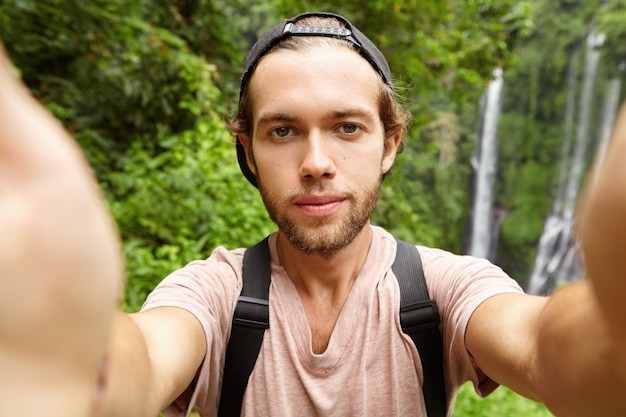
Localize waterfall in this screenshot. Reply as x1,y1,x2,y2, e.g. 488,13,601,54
468,68,504,260
526,32,606,295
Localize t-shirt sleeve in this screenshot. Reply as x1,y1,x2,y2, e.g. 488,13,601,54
418,246,524,398
141,246,245,417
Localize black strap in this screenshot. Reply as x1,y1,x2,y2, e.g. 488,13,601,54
393,239,447,417
219,237,446,417
218,237,271,417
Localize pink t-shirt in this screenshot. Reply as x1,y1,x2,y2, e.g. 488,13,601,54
142,226,523,416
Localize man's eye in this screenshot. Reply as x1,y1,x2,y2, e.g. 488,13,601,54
271,127,292,138
340,124,359,134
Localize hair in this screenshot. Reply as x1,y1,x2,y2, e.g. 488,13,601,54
226,16,411,156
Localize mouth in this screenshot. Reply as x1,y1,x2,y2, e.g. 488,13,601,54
294,194,346,218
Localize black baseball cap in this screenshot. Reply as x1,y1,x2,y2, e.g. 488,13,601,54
236,12,394,188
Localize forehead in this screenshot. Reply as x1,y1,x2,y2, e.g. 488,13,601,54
247,45,382,119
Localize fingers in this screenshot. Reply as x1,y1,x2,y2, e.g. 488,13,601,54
0,39,123,342
0,41,91,186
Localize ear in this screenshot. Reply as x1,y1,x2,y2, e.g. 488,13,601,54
238,133,257,176
381,128,403,175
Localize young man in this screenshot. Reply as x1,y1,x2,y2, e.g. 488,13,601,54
1,11,625,417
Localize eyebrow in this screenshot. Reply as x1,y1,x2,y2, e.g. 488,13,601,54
256,108,378,126
256,113,298,127
323,108,378,123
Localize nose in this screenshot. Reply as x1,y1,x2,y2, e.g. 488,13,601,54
299,132,336,181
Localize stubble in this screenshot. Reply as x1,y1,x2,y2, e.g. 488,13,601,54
259,179,381,258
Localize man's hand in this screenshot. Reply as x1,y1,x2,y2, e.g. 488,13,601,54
0,43,124,416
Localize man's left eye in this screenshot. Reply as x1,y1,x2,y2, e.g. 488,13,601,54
340,124,359,134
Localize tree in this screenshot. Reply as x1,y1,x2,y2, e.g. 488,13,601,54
0,0,275,310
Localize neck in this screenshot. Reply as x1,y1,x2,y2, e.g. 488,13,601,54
276,225,373,354
276,224,373,298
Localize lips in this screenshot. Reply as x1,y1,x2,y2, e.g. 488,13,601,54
294,194,345,218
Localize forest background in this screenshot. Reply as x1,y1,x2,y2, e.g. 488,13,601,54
2,0,623,306
2,0,625,308
1,0,625,415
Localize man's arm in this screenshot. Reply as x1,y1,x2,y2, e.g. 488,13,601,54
95,308,206,417
0,43,206,416
466,103,626,417
578,102,626,345
0,41,121,417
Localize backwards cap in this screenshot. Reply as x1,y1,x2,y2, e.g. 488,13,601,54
236,12,393,187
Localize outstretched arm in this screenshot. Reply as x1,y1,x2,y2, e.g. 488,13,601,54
0,42,123,416
0,43,206,417
579,102,626,346
466,103,626,417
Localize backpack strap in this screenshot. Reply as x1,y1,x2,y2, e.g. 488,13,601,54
393,239,446,417
218,237,271,417
219,237,446,417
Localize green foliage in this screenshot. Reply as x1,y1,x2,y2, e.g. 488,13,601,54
0,0,227,177
148,0,257,95
453,383,554,416
111,120,274,311
494,109,562,278
597,0,626,74
0,0,276,311
374,111,472,252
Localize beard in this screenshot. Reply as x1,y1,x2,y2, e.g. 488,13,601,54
258,178,381,258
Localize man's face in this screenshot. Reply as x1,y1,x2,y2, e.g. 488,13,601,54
240,45,400,256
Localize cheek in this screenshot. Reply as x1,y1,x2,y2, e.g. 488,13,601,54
252,146,292,187
342,148,385,180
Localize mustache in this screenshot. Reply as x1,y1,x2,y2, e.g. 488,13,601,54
280,182,357,203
